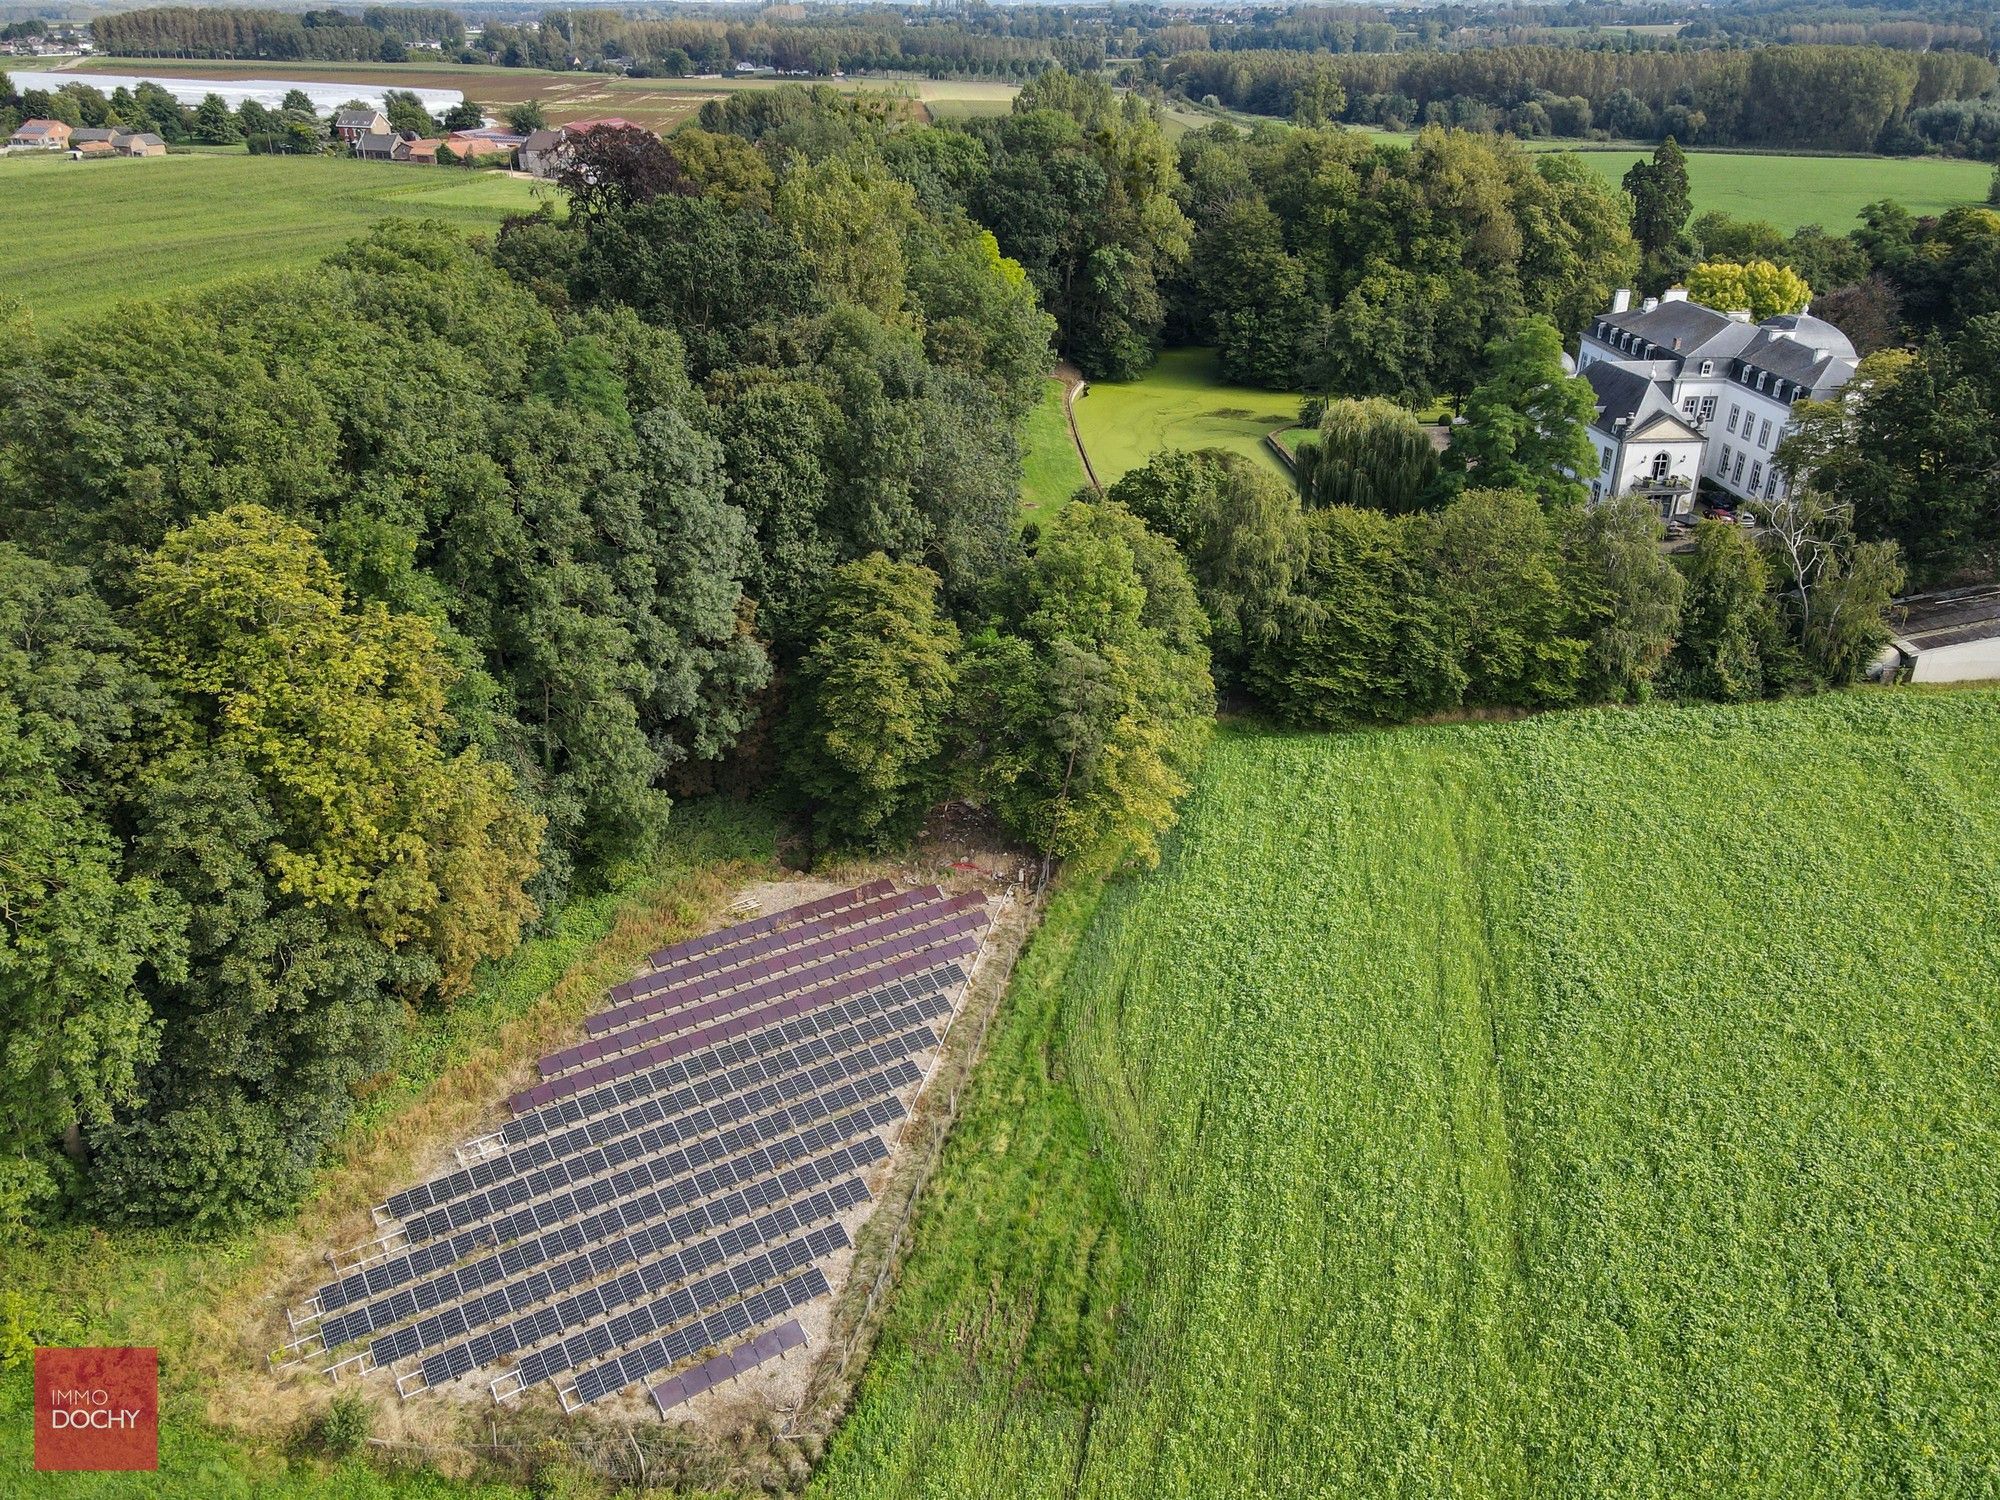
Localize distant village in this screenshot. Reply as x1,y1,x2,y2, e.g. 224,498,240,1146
5,94,643,178
332,104,634,174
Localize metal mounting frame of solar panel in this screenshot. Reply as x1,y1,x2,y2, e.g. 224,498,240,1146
599,886,966,1027
387,1021,935,1250
560,1257,837,1409
652,1319,808,1415
315,1079,905,1330
616,885,951,1006
383,976,954,1233
484,1210,846,1405
547,896,985,1077
316,1067,916,1354
517,932,984,1112
394,1163,876,1396
397,1155,877,1399
320,979,951,1322
526,1228,843,1406
637,881,895,975
503,962,964,1137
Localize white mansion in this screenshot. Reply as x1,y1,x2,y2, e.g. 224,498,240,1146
1572,288,1858,515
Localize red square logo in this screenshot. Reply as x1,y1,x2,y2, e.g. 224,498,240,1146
33,1347,159,1471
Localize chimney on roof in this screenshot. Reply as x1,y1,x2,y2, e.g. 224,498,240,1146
1662,286,1688,303
1611,288,1632,314
1726,308,1752,323
1642,296,1660,313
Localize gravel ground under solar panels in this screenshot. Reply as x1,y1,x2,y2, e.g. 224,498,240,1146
401,1020,944,1415
272,869,1029,1444
357,888,986,1418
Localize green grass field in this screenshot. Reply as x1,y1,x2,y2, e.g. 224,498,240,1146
1347,125,1993,230
814,690,2000,1499
0,152,546,328
1018,377,1092,518
1070,348,1301,488
1574,147,1996,231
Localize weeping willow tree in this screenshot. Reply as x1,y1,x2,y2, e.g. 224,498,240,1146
1295,397,1441,514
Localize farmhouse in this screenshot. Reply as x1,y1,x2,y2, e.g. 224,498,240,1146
116,132,166,157
1574,288,1858,516
355,128,412,162
333,107,389,145
8,118,72,150
520,117,649,178
518,127,565,176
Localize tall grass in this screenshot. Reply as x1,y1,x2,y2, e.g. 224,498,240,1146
815,691,2000,1498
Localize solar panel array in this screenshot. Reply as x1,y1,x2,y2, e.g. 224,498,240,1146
653,1321,809,1414
297,882,989,1416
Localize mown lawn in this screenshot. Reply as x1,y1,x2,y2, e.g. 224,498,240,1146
1017,377,1091,519
814,690,2000,1500
1069,348,1302,489
1573,147,1995,231
0,153,547,328
1343,127,1992,229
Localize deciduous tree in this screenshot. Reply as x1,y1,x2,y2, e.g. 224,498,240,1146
1686,259,1812,321
956,502,1211,865
782,554,959,852
1442,318,1596,509
1297,398,1440,514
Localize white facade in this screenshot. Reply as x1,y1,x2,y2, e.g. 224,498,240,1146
1575,289,1858,513
1585,412,1705,513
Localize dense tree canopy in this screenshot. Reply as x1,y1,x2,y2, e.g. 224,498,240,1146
1172,122,1635,401
1442,318,1597,508
955,501,1213,866
0,75,1948,1233
782,554,960,854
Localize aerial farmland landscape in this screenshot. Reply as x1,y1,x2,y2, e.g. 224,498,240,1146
2,0,1998,1495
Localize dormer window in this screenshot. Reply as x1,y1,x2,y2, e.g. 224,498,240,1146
1700,361,1714,376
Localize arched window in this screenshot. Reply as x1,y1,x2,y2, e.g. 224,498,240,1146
1651,451,1671,480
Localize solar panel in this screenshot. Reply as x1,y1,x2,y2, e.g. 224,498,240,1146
598,889,968,1029
324,1094,901,1345
639,881,895,974
395,1022,934,1244
546,899,983,1077
502,965,960,1130
327,883,982,1411
588,1266,829,1408
401,1169,870,1388
520,940,980,1110
613,886,946,1006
